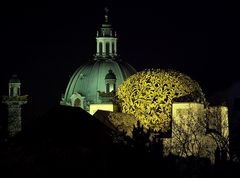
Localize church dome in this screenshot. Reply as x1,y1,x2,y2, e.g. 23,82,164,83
61,8,137,110
62,59,136,108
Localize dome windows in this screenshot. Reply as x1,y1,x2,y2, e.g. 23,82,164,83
105,69,116,93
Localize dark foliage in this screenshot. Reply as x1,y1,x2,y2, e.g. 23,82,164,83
0,107,240,177
0,105,113,176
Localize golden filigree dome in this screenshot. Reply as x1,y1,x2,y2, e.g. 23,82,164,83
116,69,206,132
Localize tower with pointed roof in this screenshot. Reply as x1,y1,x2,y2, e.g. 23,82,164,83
2,74,28,137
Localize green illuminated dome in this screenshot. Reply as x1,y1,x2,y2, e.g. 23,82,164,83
62,59,136,107
61,8,137,110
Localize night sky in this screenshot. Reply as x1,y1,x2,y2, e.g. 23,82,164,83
0,1,238,119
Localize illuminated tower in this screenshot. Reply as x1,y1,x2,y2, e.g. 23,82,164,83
96,7,117,58
2,74,28,137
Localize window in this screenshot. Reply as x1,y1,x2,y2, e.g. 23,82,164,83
106,83,110,93
10,87,14,96
112,42,115,54
74,98,81,107
99,42,102,55
17,88,20,96
106,42,110,55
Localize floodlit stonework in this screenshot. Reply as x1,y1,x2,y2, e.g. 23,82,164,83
163,103,229,164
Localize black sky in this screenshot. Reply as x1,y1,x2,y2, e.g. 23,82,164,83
0,1,239,118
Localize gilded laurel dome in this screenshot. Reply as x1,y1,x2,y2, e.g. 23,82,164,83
116,69,206,132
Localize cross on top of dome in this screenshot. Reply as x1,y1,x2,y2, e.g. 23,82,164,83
104,7,109,23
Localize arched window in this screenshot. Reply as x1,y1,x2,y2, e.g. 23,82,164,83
17,87,20,96
113,84,116,92
10,87,14,96
74,98,81,107
112,42,115,54
106,83,110,93
106,42,110,55
99,42,103,55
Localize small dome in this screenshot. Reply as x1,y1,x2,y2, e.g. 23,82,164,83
9,74,20,83
105,69,116,80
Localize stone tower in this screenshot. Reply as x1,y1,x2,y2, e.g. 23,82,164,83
2,74,28,137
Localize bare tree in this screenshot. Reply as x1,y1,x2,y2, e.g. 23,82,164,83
163,103,229,164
